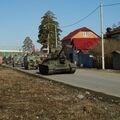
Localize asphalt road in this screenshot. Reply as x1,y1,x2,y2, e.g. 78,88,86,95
10,65,120,98
37,69,120,97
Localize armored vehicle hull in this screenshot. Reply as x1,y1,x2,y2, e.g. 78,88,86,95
23,54,41,70
39,64,76,75
39,57,76,75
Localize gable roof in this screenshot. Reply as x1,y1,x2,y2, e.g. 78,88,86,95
63,27,100,41
63,27,101,50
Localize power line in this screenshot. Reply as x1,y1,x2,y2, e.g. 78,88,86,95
61,2,120,28
61,5,100,28
103,2,120,7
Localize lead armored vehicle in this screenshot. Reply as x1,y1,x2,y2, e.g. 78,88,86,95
39,47,76,75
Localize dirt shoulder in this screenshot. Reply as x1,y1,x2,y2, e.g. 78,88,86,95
0,65,120,120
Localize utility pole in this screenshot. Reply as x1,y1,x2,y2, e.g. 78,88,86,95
45,25,50,54
47,33,50,54
100,1,105,70
55,25,57,48
45,23,58,54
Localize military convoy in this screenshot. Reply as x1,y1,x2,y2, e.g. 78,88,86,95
3,54,41,70
2,47,76,75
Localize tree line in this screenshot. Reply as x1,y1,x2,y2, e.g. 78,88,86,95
22,11,120,58
22,11,62,54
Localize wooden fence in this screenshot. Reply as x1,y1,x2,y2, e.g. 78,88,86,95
93,55,113,69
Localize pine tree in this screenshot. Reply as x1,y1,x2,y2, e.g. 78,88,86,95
38,11,62,52
22,37,33,53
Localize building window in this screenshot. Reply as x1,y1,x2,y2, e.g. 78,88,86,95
83,32,88,37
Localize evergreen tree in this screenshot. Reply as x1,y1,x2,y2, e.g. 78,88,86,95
38,11,62,52
22,37,33,53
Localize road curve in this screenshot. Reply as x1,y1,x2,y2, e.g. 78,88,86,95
41,69,120,97
3,64,120,98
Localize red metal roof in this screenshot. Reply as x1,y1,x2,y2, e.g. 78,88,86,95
63,27,100,50
73,38,99,50
63,27,100,41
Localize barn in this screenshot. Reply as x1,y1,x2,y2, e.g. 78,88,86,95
63,27,100,67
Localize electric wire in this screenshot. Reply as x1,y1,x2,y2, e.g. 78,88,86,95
61,2,120,28
61,5,100,28
103,2,120,7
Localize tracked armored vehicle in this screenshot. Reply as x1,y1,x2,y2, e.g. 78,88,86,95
39,47,76,75
23,54,41,70
12,55,24,67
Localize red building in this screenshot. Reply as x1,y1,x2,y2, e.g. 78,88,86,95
63,27,100,50
63,27,100,67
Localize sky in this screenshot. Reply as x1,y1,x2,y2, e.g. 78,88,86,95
0,0,120,50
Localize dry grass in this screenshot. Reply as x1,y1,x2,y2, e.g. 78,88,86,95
0,65,120,120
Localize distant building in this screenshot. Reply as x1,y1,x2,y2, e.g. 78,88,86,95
62,27,100,67
0,49,23,57
105,26,120,40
